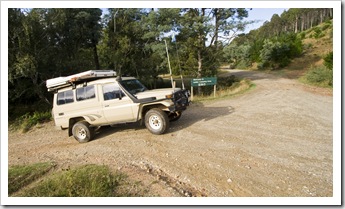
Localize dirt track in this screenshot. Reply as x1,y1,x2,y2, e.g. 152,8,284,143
8,69,333,197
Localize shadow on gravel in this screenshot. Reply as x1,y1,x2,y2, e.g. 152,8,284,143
225,69,279,81
169,102,235,133
92,123,145,141
91,102,234,141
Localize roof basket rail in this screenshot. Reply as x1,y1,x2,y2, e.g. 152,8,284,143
46,70,116,92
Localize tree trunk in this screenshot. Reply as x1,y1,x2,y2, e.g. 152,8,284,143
294,16,298,33
301,16,304,31
197,8,206,94
197,48,202,93
32,72,51,105
92,38,100,70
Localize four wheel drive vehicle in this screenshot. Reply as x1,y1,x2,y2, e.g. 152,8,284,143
46,70,190,143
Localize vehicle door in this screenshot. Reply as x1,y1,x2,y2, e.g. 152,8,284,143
101,82,137,123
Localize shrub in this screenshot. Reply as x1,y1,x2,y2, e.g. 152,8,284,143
313,27,325,39
322,23,331,31
299,31,306,39
303,65,333,87
323,51,333,70
217,75,240,88
19,111,52,132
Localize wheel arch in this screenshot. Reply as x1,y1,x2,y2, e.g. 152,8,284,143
68,117,87,137
140,104,169,125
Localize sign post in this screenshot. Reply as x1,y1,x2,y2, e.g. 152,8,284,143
191,77,217,101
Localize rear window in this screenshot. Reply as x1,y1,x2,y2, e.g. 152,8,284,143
76,85,96,101
57,90,74,105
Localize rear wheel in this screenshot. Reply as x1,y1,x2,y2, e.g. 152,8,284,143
72,121,94,143
145,108,169,135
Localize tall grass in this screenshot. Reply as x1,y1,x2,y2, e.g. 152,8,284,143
8,162,56,195
18,164,126,197
10,163,153,197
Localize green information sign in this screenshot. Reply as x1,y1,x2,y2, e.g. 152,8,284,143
191,77,217,87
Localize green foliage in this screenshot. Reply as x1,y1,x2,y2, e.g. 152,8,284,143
8,8,103,118
217,75,240,88
8,162,55,195
299,31,306,39
323,51,333,70
259,39,290,69
223,43,252,69
312,27,325,39
256,33,303,70
11,8,332,118
302,65,333,87
19,164,130,197
14,111,52,132
321,22,332,31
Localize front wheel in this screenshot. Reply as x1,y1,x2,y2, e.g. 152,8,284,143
72,121,94,143
145,108,169,135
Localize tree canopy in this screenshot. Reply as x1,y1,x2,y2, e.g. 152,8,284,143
223,8,332,70
9,8,333,117
8,8,252,117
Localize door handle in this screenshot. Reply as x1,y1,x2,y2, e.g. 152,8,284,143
105,105,109,107
58,113,64,116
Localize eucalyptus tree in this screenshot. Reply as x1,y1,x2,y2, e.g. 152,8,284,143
8,8,103,116
102,8,180,88
105,8,146,76
176,8,251,79
8,8,52,109
140,8,181,88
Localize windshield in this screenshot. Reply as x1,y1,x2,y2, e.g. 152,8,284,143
120,79,148,94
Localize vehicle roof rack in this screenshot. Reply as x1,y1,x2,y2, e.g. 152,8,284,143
46,70,116,92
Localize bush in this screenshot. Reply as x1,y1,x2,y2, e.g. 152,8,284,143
323,51,333,70
313,27,325,39
322,23,331,31
217,75,240,88
299,31,306,39
18,111,52,132
303,65,333,87
259,39,293,69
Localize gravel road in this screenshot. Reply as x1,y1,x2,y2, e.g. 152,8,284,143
8,69,333,198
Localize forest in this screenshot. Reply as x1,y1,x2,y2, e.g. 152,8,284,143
8,8,333,118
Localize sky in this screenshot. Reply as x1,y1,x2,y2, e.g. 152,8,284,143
102,8,289,34
244,8,288,33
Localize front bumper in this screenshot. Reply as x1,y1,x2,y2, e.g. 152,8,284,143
170,89,190,112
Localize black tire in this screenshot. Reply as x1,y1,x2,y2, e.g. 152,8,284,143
170,111,182,122
72,121,94,143
144,108,169,135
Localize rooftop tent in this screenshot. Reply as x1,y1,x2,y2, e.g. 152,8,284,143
46,70,116,92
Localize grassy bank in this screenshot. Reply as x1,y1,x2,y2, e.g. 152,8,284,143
9,163,150,197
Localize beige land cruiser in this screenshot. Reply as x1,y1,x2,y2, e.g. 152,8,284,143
46,70,190,143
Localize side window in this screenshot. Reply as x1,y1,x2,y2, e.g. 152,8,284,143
103,83,125,101
76,85,96,101
57,90,74,105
